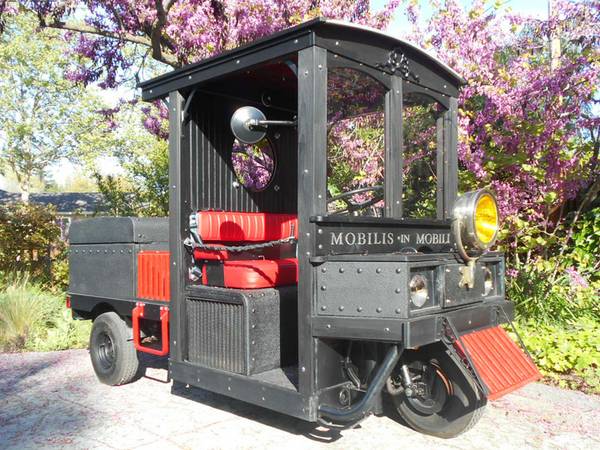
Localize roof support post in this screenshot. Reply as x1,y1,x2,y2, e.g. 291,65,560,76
168,90,186,363
297,45,327,400
385,76,403,218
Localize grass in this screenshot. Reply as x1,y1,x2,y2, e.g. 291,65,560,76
0,275,90,352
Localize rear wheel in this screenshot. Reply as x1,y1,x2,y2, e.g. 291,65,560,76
90,312,139,386
388,346,486,438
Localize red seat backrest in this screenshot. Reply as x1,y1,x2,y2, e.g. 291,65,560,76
196,211,298,242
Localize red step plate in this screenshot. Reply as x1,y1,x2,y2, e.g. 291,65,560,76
457,326,541,400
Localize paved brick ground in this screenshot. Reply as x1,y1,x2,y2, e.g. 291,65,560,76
1,350,599,450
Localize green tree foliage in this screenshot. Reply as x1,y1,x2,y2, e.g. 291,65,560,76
95,135,169,217
0,14,109,201
0,202,64,279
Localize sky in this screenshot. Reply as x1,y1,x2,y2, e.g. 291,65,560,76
1,0,553,192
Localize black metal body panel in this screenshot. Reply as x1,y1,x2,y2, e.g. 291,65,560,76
69,217,168,244
312,299,513,348
169,360,316,421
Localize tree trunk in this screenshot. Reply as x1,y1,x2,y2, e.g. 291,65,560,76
20,181,31,203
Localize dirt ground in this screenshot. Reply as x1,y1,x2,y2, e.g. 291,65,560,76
1,349,598,450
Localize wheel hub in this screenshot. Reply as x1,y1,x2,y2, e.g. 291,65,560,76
97,332,115,370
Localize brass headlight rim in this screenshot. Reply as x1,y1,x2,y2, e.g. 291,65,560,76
452,189,499,262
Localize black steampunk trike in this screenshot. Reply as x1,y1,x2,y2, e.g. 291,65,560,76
68,18,539,438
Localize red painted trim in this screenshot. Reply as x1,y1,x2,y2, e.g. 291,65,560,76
196,211,298,242
137,251,170,301
65,295,71,309
132,302,170,356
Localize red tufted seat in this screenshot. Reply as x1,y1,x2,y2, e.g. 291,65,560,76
191,211,298,289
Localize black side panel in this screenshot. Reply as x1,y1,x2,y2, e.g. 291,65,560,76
69,244,135,299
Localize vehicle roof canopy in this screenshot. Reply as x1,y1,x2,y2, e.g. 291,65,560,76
139,18,465,101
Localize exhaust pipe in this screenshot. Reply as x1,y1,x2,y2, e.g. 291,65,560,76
318,344,401,423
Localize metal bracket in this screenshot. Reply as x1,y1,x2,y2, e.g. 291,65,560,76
496,306,536,362
458,259,476,289
440,317,489,397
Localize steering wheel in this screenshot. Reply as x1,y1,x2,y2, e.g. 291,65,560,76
327,185,384,214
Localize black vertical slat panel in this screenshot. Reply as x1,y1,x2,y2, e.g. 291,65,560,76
187,298,245,374
188,92,297,214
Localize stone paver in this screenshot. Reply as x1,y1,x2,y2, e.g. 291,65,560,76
1,350,599,450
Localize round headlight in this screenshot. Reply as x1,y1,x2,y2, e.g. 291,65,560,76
453,189,499,261
409,274,428,308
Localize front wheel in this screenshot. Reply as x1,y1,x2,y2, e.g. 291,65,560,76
90,311,139,386
388,345,486,438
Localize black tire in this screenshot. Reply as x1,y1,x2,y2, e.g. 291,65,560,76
390,345,486,439
89,311,139,386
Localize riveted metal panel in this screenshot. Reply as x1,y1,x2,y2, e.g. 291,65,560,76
69,244,135,300
315,261,409,318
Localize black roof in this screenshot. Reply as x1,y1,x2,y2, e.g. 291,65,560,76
0,189,105,214
139,18,465,101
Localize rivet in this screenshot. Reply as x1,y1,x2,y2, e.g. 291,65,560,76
321,267,327,273
395,308,401,314
395,288,401,294
396,90,400,94
252,324,256,329
262,397,265,401
228,386,231,391
444,84,447,88
446,299,451,303
396,268,401,274
188,75,192,80
304,169,309,173
251,308,256,313
251,340,255,345
318,229,323,234
335,41,339,46
321,285,327,291
318,64,323,69
468,320,472,325
318,194,322,199
446,268,451,273
304,70,309,76
301,366,306,372
376,268,382,274
326,324,331,329
339,267,345,273
318,244,323,249
376,307,382,313
306,232,311,237
321,305,327,311
149,89,153,93
236,59,240,64
338,306,344,311
333,54,338,58
357,306,363,312
294,39,299,44
384,327,390,333
357,268,363,273
306,252,311,256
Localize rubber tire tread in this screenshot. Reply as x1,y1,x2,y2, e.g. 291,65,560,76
90,312,139,386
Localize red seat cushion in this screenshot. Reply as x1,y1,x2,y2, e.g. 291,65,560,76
196,211,298,242
215,258,298,289
193,211,298,289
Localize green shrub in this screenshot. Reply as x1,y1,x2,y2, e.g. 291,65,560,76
0,202,66,286
513,319,600,394
0,276,90,352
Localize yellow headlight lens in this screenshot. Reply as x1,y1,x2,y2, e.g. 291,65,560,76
474,193,498,245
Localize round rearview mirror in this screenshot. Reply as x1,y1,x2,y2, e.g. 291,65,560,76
230,106,267,144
